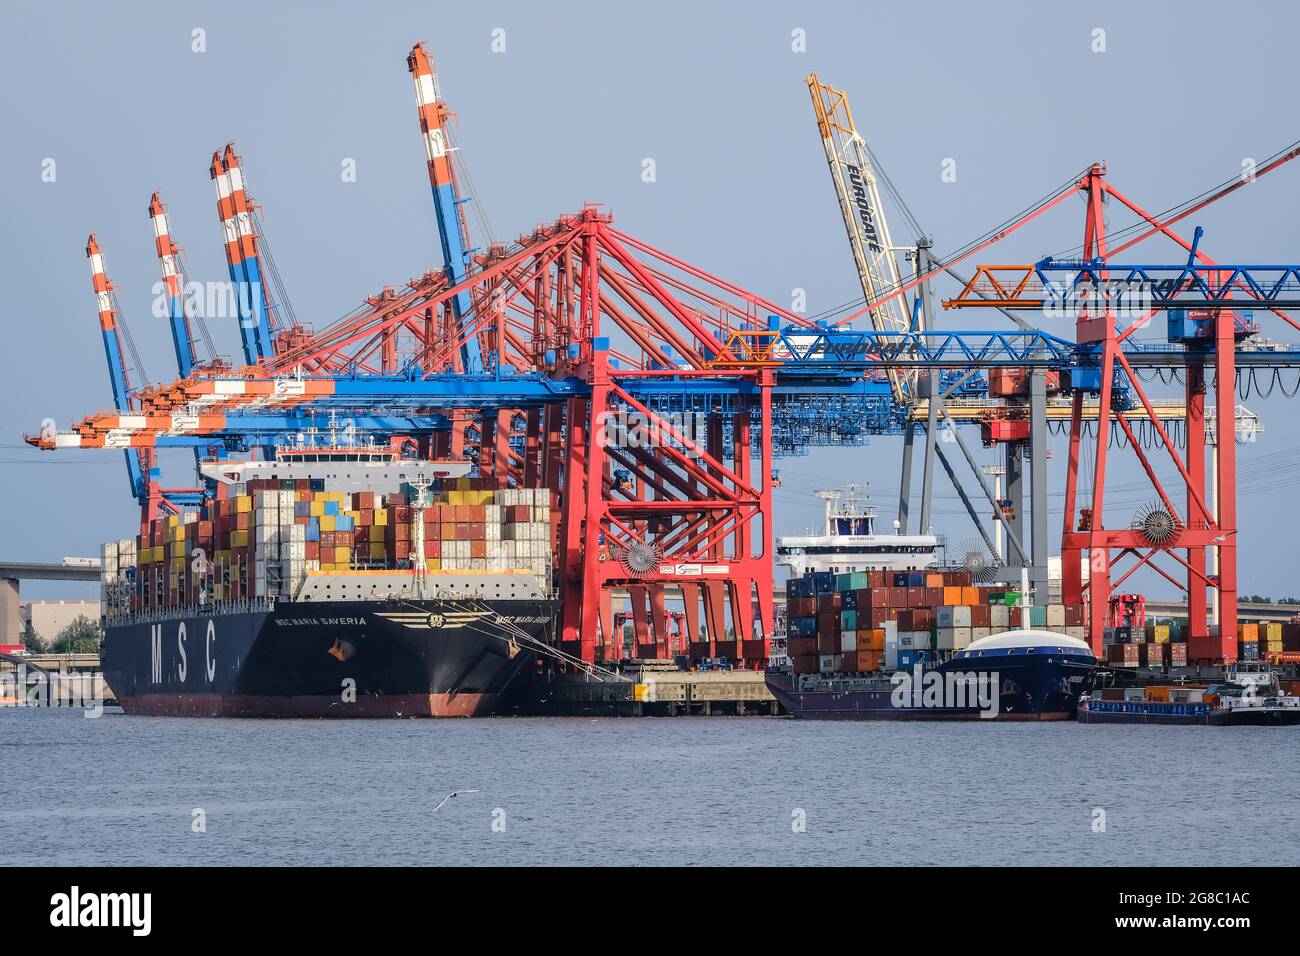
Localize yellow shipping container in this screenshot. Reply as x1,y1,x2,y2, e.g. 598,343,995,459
369,542,386,559
1266,622,1283,641
320,515,335,532
232,530,249,548
167,514,180,528
335,546,351,563
425,558,440,571
447,490,465,506
369,526,385,543
235,495,252,514
1153,625,1170,644
374,508,388,526
309,501,325,517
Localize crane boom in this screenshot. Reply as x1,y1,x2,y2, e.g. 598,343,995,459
808,73,915,403
407,42,484,374
148,192,198,377
85,234,147,501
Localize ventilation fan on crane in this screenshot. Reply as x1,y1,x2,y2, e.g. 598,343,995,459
1131,501,1182,546
615,541,663,578
957,537,999,584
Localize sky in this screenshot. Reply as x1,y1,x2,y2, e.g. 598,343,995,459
3,0,1300,601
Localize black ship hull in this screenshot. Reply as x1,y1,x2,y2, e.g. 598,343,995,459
102,599,554,718
767,653,1095,721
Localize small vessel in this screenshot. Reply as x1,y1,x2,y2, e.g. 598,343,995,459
766,628,1097,720
1078,663,1300,726
775,484,939,577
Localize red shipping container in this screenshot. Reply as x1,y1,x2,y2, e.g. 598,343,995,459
470,541,487,559
393,542,411,559
793,654,819,675
787,637,817,656
817,612,841,634
924,587,943,607
841,651,859,672
1065,604,1085,627
970,604,991,628
887,587,908,608
911,608,933,630
305,542,319,560
816,631,839,654
906,587,925,608
424,540,440,558
817,593,841,613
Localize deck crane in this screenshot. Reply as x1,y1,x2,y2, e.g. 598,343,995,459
407,42,484,375
148,192,200,378
807,73,916,405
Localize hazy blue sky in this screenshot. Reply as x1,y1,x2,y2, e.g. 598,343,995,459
4,0,1300,600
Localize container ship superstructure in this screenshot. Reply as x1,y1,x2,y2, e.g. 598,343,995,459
775,484,939,577
98,424,557,717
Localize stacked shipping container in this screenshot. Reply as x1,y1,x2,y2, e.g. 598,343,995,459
785,569,1088,676
1102,623,1188,668
112,478,554,615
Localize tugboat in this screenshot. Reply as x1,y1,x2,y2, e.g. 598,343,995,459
1078,662,1300,726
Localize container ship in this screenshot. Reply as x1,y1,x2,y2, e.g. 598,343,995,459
98,425,557,717
769,567,1097,719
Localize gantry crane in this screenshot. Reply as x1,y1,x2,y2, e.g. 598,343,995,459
31,48,1300,670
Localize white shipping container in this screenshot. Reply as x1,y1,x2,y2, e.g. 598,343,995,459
971,627,991,641
840,630,857,653
1046,604,1066,627
937,605,972,628
1066,626,1086,640
897,630,928,650
935,627,972,650
990,604,1009,629
818,654,840,674
278,490,296,508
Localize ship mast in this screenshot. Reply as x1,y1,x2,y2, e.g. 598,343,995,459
815,490,841,536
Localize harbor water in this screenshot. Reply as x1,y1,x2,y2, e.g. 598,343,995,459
3,707,1297,866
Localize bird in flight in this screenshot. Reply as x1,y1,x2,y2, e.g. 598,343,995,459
432,789,481,813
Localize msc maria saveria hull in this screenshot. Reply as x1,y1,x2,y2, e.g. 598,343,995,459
102,597,554,718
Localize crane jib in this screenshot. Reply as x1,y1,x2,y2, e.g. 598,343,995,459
846,164,882,253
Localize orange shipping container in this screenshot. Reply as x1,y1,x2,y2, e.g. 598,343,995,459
961,586,980,605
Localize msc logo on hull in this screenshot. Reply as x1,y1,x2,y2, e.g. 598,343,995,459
149,620,218,685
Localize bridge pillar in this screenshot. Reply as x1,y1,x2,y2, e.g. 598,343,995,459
0,577,20,646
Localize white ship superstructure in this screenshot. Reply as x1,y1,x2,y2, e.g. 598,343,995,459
775,485,938,576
